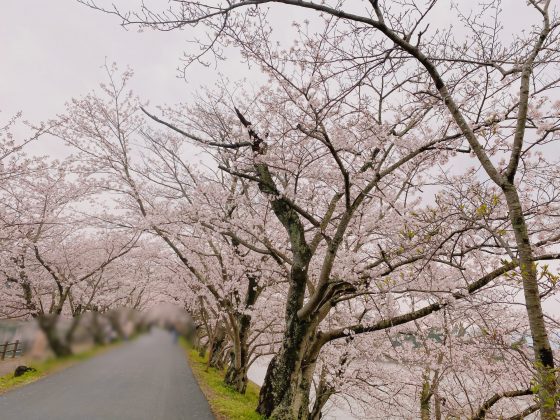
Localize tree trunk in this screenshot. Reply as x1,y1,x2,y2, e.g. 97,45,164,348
261,355,315,420
195,326,208,358
310,365,334,420
257,271,313,418
90,311,105,345
503,184,558,417
224,322,249,393
37,314,72,358
257,333,317,419
195,329,208,358
224,350,248,393
434,395,442,420
269,340,322,420
208,322,226,369
257,296,325,419
420,371,432,420
224,274,258,394
65,315,81,349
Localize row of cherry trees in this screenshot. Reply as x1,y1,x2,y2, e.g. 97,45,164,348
2,0,559,418
45,65,286,391
46,54,559,419
0,113,171,355
74,0,560,417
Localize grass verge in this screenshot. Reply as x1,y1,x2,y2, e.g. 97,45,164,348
181,339,264,420
0,341,122,395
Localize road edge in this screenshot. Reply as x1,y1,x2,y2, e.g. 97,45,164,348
0,340,126,396
180,338,264,420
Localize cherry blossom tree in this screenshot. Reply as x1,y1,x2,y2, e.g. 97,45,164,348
140,67,480,418
0,112,44,184
49,66,287,393
0,159,139,356
68,239,166,344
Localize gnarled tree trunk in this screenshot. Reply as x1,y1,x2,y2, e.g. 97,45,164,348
257,298,325,419
208,321,227,369
224,274,259,394
257,273,311,418
37,314,72,358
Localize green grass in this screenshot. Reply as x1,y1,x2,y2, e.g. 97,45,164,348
0,342,120,395
182,339,264,420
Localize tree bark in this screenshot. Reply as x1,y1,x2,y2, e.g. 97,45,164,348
257,306,326,419
224,350,248,393
257,284,315,419
434,394,442,420
208,322,227,369
224,274,259,393
502,184,557,418
64,315,81,349
223,315,250,393
420,371,432,420
257,270,312,418
37,314,72,358
194,326,207,358
310,365,334,420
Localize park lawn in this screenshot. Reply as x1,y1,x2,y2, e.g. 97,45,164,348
0,342,121,395
182,339,264,420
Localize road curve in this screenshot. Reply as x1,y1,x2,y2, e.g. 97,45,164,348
0,329,214,420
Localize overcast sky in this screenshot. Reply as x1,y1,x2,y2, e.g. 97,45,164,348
2,1,213,113
0,1,542,144
0,1,257,158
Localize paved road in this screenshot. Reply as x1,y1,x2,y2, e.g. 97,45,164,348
0,329,214,420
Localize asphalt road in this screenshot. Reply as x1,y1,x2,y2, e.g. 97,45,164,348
0,329,214,420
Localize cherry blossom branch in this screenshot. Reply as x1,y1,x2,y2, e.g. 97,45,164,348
141,107,252,149
471,388,534,420
322,252,560,343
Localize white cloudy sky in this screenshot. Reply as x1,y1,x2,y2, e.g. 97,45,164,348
1,1,220,109
2,2,171,111
1,0,535,114
0,1,543,144
0,0,265,158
